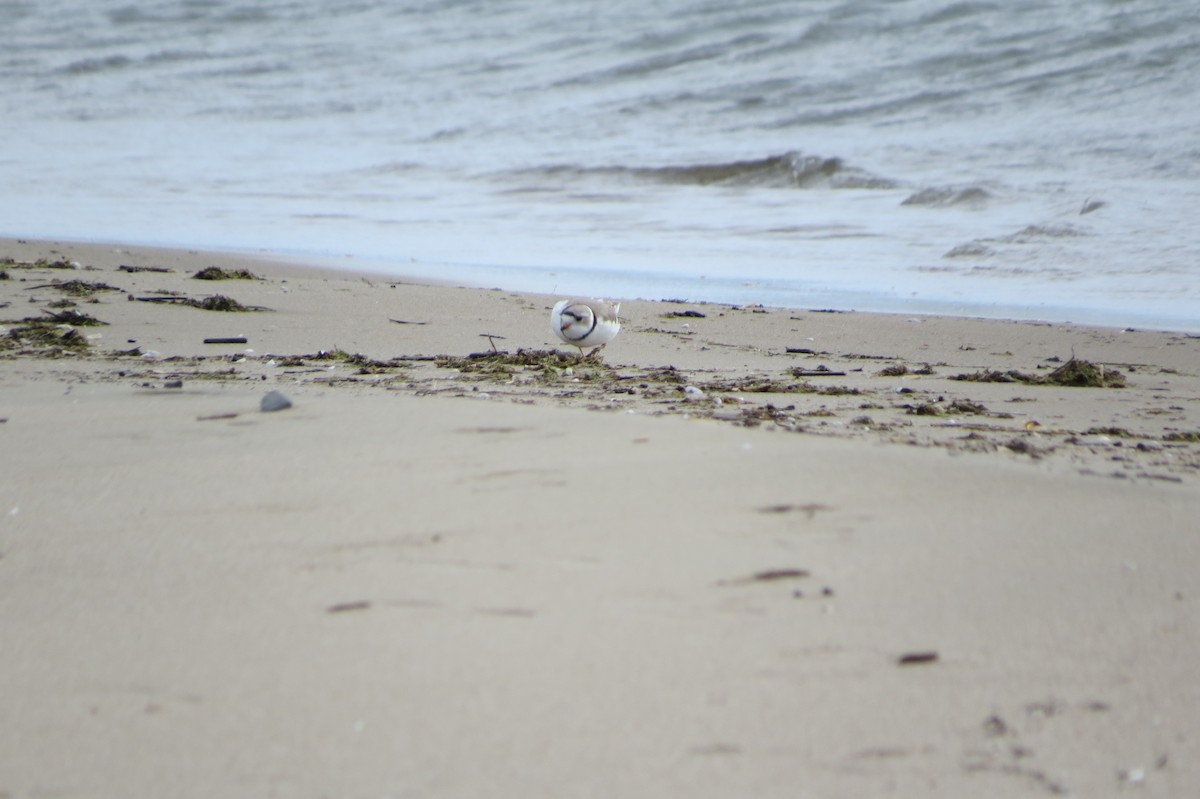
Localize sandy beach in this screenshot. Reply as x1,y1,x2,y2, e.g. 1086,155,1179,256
2,237,1198,797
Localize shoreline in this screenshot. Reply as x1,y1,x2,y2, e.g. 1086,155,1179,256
3,236,1198,483
7,233,1198,335
3,236,1199,797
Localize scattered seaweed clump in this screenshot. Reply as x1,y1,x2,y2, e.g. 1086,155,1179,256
1003,437,1046,458
877,364,909,377
437,348,582,375
2,258,78,271
182,368,242,381
345,354,410,374
38,279,122,297
906,399,986,417
1082,426,1133,438
642,366,686,384
1163,431,1200,443
789,365,843,377
950,369,1038,384
280,349,405,373
950,359,1123,388
307,349,364,362
131,293,265,310
188,294,266,312
193,266,261,281
809,383,861,396
41,309,107,326
119,265,173,274
732,404,800,428
1043,358,1126,388
696,375,861,396
701,377,799,393
0,269,9,280
1,320,89,355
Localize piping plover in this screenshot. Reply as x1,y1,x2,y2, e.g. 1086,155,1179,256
551,299,621,358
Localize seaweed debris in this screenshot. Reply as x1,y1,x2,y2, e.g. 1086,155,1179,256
906,400,987,417
1043,358,1126,388
193,266,261,281
191,294,262,312
135,294,268,311
950,369,1038,384
947,400,987,414
731,404,802,428
1,320,89,354
950,359,1125,388
879,362,935,377
273,349,408,373
436,348,583,374
789,365,846,378
119,265,173,273
41,308,107,326
1,258,78,270
29,279,122,297
1082,427,1133,437
642,366,687,384
700,376,859,395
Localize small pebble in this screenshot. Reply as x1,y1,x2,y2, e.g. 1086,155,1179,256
683,386,704,401
1120,767,1145,784
260,390,292,412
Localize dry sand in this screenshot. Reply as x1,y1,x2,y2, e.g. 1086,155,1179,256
2,237,1198,797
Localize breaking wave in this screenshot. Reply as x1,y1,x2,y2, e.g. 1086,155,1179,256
503,152,898,190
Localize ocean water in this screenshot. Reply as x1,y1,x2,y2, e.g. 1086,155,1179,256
3,0,1199,330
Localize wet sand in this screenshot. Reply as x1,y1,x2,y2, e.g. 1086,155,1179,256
2,238,1199,797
